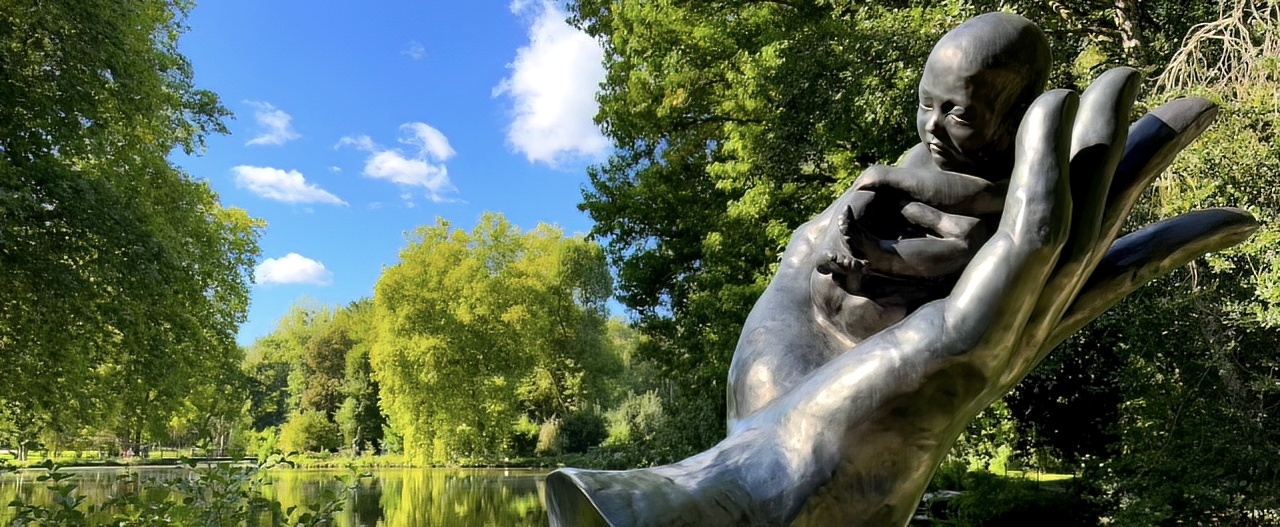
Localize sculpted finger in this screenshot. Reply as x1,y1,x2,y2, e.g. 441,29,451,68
1046,208,1258,349
1000,68,1142,384
941,90,1075,360
1064,67,1141,269
1103,98,1218,244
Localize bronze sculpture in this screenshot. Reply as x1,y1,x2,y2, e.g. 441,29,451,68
544,12,1258,527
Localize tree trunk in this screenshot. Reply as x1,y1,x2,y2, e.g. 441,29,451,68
1114,0,1143,61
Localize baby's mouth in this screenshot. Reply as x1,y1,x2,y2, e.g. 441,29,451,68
927,138,953,157
927,138,971,170
927,139,957,163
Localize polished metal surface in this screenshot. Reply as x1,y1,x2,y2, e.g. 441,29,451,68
544,12,1257,527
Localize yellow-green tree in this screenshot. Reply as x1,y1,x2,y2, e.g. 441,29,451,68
372,213,614,462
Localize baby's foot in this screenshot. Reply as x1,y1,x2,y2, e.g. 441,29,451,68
816,250,859,277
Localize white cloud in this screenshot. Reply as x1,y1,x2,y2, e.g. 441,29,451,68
336,135,376,152
232,165,346,205
495,0,609,166
403,40,427,60
400,192,416,208
337,123,459,202
244,101,301,146
255,253,333,286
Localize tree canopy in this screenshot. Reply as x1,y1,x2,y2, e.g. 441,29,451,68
372,213,617,462
0,0,261,446
573,0,1280,521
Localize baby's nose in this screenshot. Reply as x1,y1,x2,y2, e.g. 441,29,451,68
924,111,944,138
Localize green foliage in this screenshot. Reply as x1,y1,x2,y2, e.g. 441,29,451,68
509,416,540,458
603,390,666,450
574,0,1278,522
242,300,388,458
558,411,608,455
534,419,561,457
336,300,386,452
244,427,281,462
279,411,341,454
943,471,1098,527
371,213,614,463
300,325,351,417
573,0,980,459
0,0,261,448
1010,5,1280,523
945,399,1021,474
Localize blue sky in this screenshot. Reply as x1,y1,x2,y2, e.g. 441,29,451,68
172,1,611,345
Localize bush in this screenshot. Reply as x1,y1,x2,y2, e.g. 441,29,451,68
535,418,561,456
603,390,665,448
279,411,341,453
559,411,608,454
946,471,1098,526
510,416,540,457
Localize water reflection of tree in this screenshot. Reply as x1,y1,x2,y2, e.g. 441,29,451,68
379,469,547,526
1,468,549,526
350,477,384,527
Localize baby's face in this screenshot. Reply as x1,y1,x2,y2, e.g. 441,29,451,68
916,50,1021,175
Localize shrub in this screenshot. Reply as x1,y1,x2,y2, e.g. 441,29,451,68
510,415,540,457
946,471,1098,526
603,390,665,448
535,418,561,456
559,411,608,454
279,411,341,453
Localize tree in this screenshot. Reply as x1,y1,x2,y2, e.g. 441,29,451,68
371,213,614,462
0,0,260,444
334,299,387,452
279,410,341,454
1086,3,1280,521
300,324,352,417
988,1,1280,521
571,0,1250,466
572,0,987,459
243,302,335,423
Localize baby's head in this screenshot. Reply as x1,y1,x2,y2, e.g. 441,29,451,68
916,12,1051,178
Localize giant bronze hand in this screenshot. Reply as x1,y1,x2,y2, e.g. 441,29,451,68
546,68,1257,527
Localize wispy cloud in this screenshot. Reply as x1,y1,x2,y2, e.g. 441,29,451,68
256,253,333,285
337,123,459,203
403,40,427,60
495,0,608,166
233,165,346,205
244,101,301,146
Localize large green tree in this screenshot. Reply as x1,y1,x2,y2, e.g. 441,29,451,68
572,0,982,457
0,0,261,446
571,0,1241,464
371,213,614,462
333,299,387,452
1084,4,1280,521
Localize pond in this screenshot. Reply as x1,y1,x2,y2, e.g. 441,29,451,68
0,466,550,526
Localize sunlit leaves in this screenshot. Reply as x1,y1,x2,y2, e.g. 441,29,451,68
573,0,970,456
371,213,613,462
0,0,259,444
